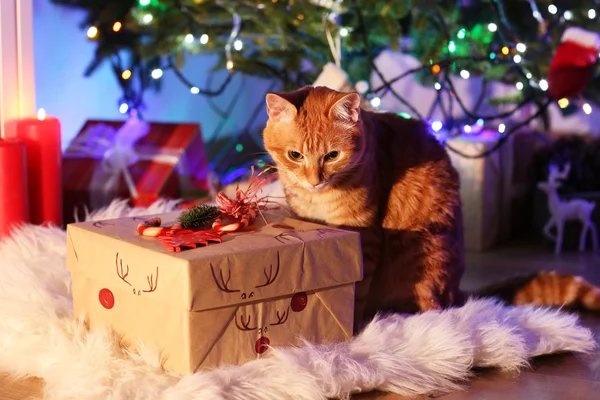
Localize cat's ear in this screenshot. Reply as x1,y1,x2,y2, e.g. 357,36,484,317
265,93,297,123
329,92,361,123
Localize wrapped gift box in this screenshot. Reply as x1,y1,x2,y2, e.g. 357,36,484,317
66,211,363,373
62,118,210,225
447,130,515,251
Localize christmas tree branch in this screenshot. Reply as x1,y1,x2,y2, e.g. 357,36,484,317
349,0,423,119
445,97,551,159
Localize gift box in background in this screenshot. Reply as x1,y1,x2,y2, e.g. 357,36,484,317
448,130,541,251
62,117,210,225
66,210,363,373
447,130,516,252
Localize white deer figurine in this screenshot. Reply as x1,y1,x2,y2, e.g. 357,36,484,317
537,163,598,254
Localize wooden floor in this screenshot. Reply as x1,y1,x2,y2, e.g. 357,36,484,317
2,239,600,400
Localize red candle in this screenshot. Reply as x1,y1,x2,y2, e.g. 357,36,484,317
0,139,29,237
15,109,62,227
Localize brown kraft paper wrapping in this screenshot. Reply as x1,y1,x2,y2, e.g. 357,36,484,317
66,211,363,373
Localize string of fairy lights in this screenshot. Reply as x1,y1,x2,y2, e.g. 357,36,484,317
351,0,600,158
82,0,600,159
85,0,243,116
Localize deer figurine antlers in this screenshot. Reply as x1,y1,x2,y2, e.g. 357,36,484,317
537,163,598,254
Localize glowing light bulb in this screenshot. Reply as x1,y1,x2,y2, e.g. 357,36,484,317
340,27,349,37
139,0,150,5
539,79,548,91
501,46,509,55
457,29,466,39
526,72,532,79
564,11,573,20
489,52,496,60
119,103,129,114
190,87,200,94
87,26,98,39
399,112,411,119
185,34,194,43
558,98,569,109
200,34,209,44
113,22,122,32
151,68,163,79
448,41,456,52
434,82,442,91
142,14,153,24
226,60,234,70
516,43,526,53
122,70,132,80
548,5,557,15
369,97,381,108
488,23,497,32
460,70,470,79
463,125,472,133
589,9,597,19
233,39,243,51
583,103,593,114
431,121,443,132
516,82,524,90
498,123,506,133
513,54,522,63
355,80,369,94
476,118,484,126
37,108,46,120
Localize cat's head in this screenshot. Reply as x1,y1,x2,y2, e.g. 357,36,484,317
262,86,365,192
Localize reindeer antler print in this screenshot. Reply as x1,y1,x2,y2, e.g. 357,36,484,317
235,314,257,331
210,264,240,293
94,221,114,228
143,267,159,293
315,228,339,238
274,228,339,243
274,231,298,244
115,253,131,286
255,251,280,288
270,307,290,326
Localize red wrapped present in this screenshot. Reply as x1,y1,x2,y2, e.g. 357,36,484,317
62,116,210,225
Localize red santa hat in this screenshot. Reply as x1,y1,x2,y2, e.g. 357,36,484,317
547,27,600,100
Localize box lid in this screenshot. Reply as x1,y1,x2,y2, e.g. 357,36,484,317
66,211,363,312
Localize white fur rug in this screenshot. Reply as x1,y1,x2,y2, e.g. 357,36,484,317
0,199,596,400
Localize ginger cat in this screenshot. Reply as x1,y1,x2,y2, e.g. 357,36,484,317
262,86,464,330
262,86,600,332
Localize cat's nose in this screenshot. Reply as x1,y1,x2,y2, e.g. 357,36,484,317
306,175,321,187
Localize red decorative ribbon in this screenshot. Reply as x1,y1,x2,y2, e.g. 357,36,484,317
136,166,285,251
213,166,286,232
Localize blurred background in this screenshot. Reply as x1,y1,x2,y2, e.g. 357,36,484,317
2,0,600,254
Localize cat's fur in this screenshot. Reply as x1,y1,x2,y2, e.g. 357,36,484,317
262,86,465,330
262,86,600,332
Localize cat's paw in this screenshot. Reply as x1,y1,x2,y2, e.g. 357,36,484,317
417,297,442,312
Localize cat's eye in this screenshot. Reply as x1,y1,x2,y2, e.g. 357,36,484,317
288,151,303,160
325,151,339,161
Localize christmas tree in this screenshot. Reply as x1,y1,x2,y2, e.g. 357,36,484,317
53,0,600,150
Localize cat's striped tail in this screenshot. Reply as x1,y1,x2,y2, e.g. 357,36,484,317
473,271,600,311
